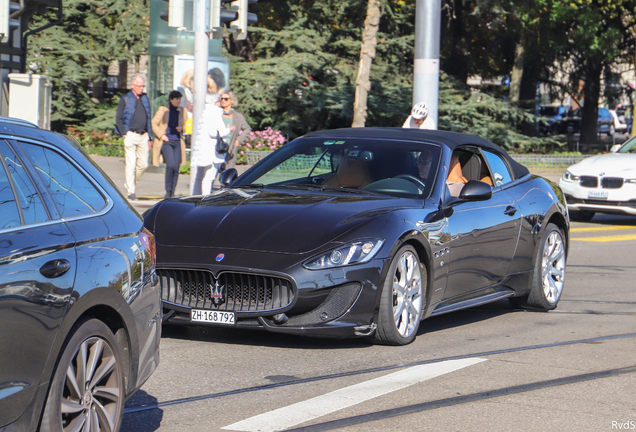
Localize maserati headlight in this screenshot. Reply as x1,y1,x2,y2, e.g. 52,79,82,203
562,171,579,182
303,239,384,270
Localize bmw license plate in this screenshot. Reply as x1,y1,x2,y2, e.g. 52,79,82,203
190,309,235,325
588,191,608,199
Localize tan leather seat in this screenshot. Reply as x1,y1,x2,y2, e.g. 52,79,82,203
322,157,373,189
447,155,467,183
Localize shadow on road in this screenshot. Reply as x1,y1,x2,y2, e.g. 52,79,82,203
122,390,163,432
574,214,636,226
159,299,518,349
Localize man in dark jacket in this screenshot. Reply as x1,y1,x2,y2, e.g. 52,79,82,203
116,73,153,200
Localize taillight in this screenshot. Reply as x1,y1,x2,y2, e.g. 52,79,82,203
139,228,156,268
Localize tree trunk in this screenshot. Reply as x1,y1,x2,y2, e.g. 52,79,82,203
509,40,525,103
580,61,602,145
443,0,470,84
352,0,381,128
118,60,128,89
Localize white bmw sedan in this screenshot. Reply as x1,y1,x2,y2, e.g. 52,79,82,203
559,136,636,221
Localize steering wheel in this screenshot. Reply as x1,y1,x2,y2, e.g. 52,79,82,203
394,174,426,192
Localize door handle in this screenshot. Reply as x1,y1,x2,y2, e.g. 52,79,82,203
40,259,71,279
504,206,517,216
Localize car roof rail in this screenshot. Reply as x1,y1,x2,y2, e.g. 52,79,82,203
0,116,39,128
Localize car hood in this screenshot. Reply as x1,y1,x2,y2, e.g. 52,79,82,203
151,188,413,254
568,153,636,177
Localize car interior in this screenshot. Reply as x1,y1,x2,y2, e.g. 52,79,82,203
320,148,430,196
446,149,494,197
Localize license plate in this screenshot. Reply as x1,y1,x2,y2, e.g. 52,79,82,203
190,309,235,325
588,191,608,199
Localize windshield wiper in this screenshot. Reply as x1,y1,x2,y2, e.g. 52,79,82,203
233,183,266,189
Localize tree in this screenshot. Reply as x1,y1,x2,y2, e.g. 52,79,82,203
352,0,382,127
549,0,636,144
26,0,149,132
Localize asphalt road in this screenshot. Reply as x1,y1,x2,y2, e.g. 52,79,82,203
119,214,636,432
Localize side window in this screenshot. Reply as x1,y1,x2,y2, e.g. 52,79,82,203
0,141,49,225
0,151,21,229
21,143,107,218
483,150,513,187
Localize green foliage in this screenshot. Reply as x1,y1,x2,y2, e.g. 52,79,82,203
438,72,561,152
26,0,149,131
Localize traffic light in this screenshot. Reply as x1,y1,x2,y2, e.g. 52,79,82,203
210,0,237,31
229,0,258,40
159,0,185,28
0,0,20,44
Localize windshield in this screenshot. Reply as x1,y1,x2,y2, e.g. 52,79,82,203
236,137,443,198
618,136,636,153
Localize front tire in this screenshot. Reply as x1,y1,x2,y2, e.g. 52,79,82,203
373,245,426,345
515,223,566,310
41,319,125,432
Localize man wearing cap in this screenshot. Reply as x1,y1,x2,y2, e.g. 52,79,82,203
403,102,436,130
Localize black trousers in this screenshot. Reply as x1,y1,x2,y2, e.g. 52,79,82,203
162,140,181,196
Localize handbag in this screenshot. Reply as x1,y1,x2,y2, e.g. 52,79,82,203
215,131,229,154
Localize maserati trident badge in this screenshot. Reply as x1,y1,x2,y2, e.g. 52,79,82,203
210,279,225,306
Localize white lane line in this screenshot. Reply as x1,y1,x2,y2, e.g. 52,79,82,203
222,357,486,432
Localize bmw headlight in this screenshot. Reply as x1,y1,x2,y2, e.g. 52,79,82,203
303,239,384,270
562,171,579,182
625,178,636,184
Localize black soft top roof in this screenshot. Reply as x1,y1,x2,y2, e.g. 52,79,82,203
304,127,530,180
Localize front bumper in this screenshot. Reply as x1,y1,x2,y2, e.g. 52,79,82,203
559,179,636,216
158,258,385,339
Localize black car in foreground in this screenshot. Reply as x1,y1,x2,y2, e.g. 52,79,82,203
0,117,161,431
144,128,569,345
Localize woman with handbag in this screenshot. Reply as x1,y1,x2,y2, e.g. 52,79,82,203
219,91,251,171
151,90,187,198
189,94,231,195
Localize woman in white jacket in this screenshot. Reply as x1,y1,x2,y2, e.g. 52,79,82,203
190,96,231,195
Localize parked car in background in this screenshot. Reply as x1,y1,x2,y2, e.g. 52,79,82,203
538,104,570,135
145,128,569,346
559,107,615,137
559,134,636,221
0,116,161,431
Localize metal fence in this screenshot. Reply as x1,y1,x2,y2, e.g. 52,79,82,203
245,151,591,170
509,154,590,168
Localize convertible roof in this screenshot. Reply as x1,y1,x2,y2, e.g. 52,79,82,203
303,127,530,179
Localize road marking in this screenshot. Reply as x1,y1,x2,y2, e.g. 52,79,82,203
571,234,636,242
221,357,486,432
570,225,635,233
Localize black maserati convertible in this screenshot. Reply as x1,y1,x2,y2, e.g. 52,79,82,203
143,128,569,345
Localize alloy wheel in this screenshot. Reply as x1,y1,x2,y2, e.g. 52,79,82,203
541,230,566,305
61,336,122,432
392,250,423,338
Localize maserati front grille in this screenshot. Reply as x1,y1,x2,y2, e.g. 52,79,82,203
158,269,294,312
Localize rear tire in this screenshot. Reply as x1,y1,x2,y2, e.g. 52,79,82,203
372,245,426,346
41,319,125,432
515,223,566,310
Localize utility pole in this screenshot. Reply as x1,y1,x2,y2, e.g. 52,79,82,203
192,0,209,151
413,0,441,129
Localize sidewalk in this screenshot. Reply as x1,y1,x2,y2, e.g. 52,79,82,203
89,155,564,214
89,155,250,213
